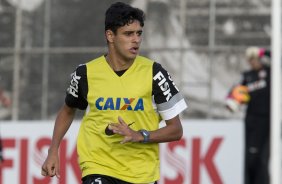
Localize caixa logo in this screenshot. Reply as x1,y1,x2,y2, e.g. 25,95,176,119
95,97,144,111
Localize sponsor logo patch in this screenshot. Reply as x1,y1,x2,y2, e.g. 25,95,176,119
95,97,144,111
67,71,81,98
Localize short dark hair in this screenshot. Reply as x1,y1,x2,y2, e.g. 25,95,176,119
105,2,145,33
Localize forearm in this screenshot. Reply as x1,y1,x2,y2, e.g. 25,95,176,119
149,119,183,143
49,104,76,152
108,115,183,144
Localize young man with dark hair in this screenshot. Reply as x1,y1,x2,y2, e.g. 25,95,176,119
41,2,187,184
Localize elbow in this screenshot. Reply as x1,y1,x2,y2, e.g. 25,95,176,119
174,128,183,141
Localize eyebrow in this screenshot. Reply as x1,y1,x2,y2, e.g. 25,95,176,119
123,30,143,34
124,31,135,34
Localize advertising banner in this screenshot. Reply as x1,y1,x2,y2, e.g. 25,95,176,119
0,120,243,184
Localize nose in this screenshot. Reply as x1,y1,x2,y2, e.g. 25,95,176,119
133,33,141,43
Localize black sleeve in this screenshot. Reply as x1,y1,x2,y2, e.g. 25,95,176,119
152,62,180,104
65,64,88,110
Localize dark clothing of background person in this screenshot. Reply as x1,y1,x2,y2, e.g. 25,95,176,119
241,64,270,184
0,138,3,162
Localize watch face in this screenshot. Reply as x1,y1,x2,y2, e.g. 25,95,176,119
143,131,149,136
140,129,150,143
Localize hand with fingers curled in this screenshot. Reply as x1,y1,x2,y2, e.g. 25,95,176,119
106,116,143,144
41,148,60,178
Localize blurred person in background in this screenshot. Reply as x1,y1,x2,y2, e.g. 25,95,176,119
41,2,187,184
0,137,3,162
225,47,271,184
0,77,9,162
0,89,10,108
0,80,11,119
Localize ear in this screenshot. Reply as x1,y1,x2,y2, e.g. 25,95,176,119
105,30,114,43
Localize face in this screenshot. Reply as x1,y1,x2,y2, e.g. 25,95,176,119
106,20,143,62
248,57,263,71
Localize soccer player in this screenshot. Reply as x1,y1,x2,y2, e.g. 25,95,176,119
41,2,187,184
226,47,270,184
0,136,3,162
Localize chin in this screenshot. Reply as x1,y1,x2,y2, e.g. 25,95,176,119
127,55,137,61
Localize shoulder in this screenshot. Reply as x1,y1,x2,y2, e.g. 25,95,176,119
75,64,86,74
86,55,105,66
134,57,169,77
153,62,165,71
242,70,254,77
72,56,105,78
152,62,170,79
135,55,154,65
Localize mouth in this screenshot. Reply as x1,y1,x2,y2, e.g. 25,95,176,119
129,47,139,54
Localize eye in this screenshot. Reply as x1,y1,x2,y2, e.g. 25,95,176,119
124,32,133,36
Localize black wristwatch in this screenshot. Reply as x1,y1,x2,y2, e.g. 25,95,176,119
139,129,150,143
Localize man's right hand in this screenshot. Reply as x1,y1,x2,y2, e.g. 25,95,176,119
41,148,60,178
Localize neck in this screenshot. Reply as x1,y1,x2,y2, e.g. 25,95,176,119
105,54,134,71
